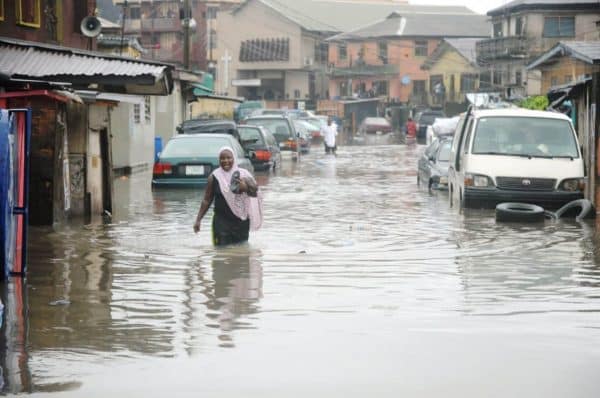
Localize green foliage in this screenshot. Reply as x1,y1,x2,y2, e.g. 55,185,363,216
519,96,549,110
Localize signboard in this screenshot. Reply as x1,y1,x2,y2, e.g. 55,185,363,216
231,79,261,87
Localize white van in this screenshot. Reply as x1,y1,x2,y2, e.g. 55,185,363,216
448,107,585,209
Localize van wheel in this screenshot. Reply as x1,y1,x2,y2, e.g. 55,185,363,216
496,202,545,222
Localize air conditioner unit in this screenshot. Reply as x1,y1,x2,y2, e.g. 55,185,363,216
304,57,313,66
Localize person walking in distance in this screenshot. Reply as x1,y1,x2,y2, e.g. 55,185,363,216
405,117,417,139
321,117,338,155
193,146,263,246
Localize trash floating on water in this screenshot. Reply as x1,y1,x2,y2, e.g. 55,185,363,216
49,299,71,306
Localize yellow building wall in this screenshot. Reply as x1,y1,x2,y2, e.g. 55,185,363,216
189,98,239,119
428,50,478,104
540,58,599,93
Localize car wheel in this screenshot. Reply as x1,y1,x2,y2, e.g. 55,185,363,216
495,202,545,223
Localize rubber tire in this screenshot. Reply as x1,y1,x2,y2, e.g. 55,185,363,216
496,202,545,223
553,199,594,221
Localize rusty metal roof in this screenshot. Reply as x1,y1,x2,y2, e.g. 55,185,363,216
0,37,174,95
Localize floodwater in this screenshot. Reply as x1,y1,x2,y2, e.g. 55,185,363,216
3,143,600,397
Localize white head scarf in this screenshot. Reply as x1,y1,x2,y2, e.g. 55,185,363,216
212,146,263,231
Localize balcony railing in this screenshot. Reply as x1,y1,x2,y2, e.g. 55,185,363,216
329,64,398,78
476,36,528,62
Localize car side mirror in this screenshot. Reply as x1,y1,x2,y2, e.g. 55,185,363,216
428,155,436,162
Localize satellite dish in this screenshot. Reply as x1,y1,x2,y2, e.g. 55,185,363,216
80,16,102,38
401,75,411,85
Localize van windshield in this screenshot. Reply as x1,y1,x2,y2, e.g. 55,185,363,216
245,118,292,143
471,117,579,158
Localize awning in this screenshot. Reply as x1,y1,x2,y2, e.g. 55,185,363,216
0,37,174,95
547,77,592,108
192,73,214,96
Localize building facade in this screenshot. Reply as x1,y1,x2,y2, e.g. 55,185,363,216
476,0,600,98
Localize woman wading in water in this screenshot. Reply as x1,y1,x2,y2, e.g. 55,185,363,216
193,147,263,245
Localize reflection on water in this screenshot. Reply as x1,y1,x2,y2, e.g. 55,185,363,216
2,144,600,396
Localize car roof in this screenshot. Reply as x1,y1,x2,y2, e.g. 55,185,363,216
181,119,235,126
471,108,571,120
172,133,237,140
246,114,290,120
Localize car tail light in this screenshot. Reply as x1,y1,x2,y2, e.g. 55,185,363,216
286,139,297,150
254,150,271,161
153,162,172,175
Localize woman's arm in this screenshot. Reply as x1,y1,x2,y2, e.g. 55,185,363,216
193,175,215,233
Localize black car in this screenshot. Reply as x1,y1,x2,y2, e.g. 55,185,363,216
242,115,299,153
238,125,283,171
415,110,445,141
177,119,240,141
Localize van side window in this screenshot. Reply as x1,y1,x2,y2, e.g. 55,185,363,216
453,115,468,171
462,120,474,155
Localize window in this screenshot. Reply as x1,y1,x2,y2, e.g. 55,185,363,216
515,17,523,35
339,44,347,61
294,89,301,99
315,42,328,63
564,75,572,84
493,71,502,86
515,70,522,86
378,41,388,63
551,76,559,86
415,40,428,57
493,22,503,38
17,0,41,27
413,80,426,95
374,81,388,96
460,73,477,92
209,29,217,49
206,7,218,20
130,7,141,19
134,104,141,124
543,16,575,37
479,71,492,89
0,0,5,21
144,97,151,123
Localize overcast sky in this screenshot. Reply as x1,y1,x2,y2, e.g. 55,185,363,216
411,0,511,15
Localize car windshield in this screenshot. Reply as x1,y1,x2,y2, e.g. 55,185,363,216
245,119,292,142
238,127,264,144
161,136,232,158
471,117,579,158
437,141,452,161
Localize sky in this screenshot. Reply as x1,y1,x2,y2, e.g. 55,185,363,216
410,0,511,15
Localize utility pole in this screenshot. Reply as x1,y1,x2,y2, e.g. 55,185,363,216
120,0,128,56
183,0,191,69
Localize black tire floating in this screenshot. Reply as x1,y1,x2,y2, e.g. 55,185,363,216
495,202,545,223
552,199,594,221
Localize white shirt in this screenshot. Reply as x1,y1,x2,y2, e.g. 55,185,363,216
321,124,337,147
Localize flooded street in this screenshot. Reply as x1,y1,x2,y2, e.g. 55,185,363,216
6,143,600,397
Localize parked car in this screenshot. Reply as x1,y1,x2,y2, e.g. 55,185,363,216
448,107,585,209
415,109,446,141
238,125,283,171
152,133,253,187
292,120,314,153
298,117,325,140
234,101,264,123
357,117,393,135
242,114,299,153
418,137,452,191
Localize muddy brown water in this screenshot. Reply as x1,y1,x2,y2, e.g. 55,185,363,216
2,144,600,397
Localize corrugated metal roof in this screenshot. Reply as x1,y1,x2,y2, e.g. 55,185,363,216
237,0,482,33
527,41,600,69
0,37,174,95
488,0,600,16
328,12,489,41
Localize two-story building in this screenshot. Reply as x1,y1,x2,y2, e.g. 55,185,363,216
327,11,488,107
214,0,488,104
476,0,600,99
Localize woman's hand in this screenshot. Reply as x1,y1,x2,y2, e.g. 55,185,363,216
193,219,201,233
237,177,248,193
